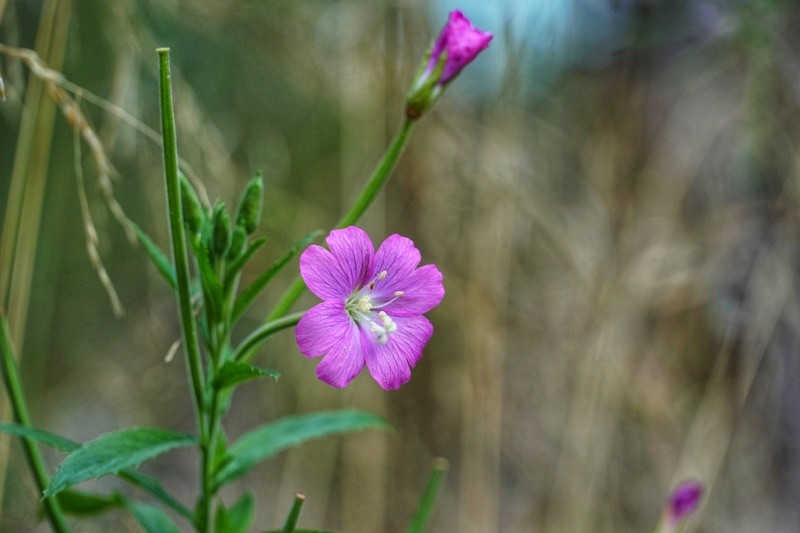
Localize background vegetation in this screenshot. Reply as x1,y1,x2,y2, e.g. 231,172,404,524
2,0,800,531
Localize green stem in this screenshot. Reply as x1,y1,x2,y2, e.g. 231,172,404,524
406,458,448,533
266,118,415,321
234,311,304,364
0,315,69,533
157,48,208,531
281,493,306,533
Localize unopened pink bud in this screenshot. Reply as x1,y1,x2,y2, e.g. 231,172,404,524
426,10,493,85
667,480,703,526
405,10,492,120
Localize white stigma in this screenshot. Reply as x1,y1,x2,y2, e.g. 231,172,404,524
356,295,372,313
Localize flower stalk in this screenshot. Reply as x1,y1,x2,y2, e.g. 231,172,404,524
267,118,414,322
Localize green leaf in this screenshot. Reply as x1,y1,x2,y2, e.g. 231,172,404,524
231,230,321,322
128,221,177,290
57,489,123,516
44,428,196,497
213,360,280,390
127,501,181,533
215,492,254,533
0,422,193,520
0,422,79,452
214,410,390,489
118,469,194,521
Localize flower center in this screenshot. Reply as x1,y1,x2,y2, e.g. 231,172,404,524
345,271,403,345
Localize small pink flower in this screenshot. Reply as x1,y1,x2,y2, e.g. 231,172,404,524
295,227,444,390
666,480,703,526
426,10,493,85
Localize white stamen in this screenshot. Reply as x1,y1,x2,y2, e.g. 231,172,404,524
370,322,388,345
394,291,404,297
378,311,397,333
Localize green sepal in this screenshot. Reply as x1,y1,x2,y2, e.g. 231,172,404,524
404,45,447,120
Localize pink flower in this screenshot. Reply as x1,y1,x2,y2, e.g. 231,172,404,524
426,10,494,85
295,227,444,390
405,10,492,119
666,480,703,526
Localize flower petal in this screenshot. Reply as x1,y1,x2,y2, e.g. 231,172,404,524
372,234,421,294
364,315,433,390
300,245,352,300
295,301,351,358
440,10,493,84
315,323,366,388
326,226,375,291
383,264,444,317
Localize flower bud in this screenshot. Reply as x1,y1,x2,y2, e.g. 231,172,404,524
405,10,492,120
235,173,264,235
667,481,702,525
227,225,247,260
657,480,703,532
211,201,231,257
180,174,204,235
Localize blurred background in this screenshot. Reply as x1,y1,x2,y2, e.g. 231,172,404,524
2,0,800,531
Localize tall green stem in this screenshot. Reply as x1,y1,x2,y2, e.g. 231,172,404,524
157,48,209,531
266,119,415,321
0,315,69,533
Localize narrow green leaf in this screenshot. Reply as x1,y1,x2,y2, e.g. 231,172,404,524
45,428,196,497
127,501,181,533
0,422,79,452
215,492,254,533
214,410,390,489
128,221,177,289
213,360,280,390
226,236,267,286
232,230,322,322
57,489,123,516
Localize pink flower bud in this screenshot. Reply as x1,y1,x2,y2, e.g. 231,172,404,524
667,480,703,526
426,10,493,85
405,10,492,120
